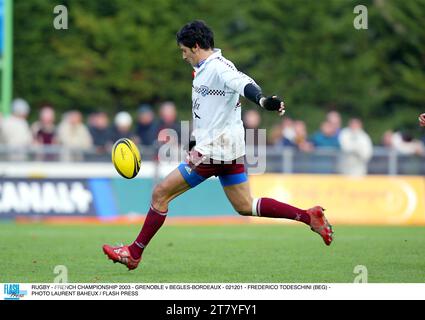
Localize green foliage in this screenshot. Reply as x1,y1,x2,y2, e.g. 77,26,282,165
12,0,425,141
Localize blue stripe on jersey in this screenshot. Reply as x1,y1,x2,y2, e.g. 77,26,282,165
177,162,206,188
219,172,248,187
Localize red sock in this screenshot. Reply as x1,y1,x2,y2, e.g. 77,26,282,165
128,205,167,259
256,198,310,225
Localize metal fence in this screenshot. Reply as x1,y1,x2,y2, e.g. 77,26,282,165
0,145,423,175
265,146,425,175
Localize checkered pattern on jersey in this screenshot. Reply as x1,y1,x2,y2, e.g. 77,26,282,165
193,85,225,97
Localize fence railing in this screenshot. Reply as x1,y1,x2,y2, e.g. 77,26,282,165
0,144,423,175
265,146,425,175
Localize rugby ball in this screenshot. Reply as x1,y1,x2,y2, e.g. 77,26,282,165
112,138,141,179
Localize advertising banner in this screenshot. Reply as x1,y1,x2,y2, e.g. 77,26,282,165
2,175,424,225
0,177,233,219
249,174,425,225
0,178,117,219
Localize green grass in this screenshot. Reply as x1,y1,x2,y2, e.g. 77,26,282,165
0,223,424,283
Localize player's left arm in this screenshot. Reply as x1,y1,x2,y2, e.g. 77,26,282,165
218,65,285,116
244,83,285,116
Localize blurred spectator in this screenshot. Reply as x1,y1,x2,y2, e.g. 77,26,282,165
88,111,113,154
271,117,296,146
326,110,342,136
419,113,425,127
309,121,340,149
243,109,261,129
338,118,373,176
420,114,425,146
391,131,424,156
111,111,136,142
135,104,159,146
1,98,33,146
158,101,181,144
243,109,262,146
57,110,93,161
0,98,33,160
381,130,394,148
32,105,57,145
293,120,314,152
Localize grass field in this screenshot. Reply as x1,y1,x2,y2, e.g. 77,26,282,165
0,222,424,283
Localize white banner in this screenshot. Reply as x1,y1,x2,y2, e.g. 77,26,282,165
2,283,425,300
0,161,176,178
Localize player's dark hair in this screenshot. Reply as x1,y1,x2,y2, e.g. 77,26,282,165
176,20,214,49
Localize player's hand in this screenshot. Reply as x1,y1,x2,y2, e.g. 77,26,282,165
186,150,208,168
260,96,285,116
419,113,425,127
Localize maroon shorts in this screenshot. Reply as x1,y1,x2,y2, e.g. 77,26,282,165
177,151,247,187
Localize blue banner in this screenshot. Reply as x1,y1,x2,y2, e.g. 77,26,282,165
0,177,235,219
0,179,101,218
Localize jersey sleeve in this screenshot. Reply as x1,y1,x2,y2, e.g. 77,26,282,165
215,59,258,96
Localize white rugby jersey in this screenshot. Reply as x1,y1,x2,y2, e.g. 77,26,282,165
191,49,257,161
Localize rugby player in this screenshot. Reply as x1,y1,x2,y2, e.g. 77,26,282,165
103,20,333,270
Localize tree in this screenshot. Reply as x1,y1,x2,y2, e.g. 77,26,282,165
12,0,425,142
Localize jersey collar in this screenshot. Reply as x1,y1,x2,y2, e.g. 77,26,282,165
193,48,222,72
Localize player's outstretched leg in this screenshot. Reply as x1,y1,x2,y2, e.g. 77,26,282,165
254,198,334,246
223,182,334,246
103,168,190,270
